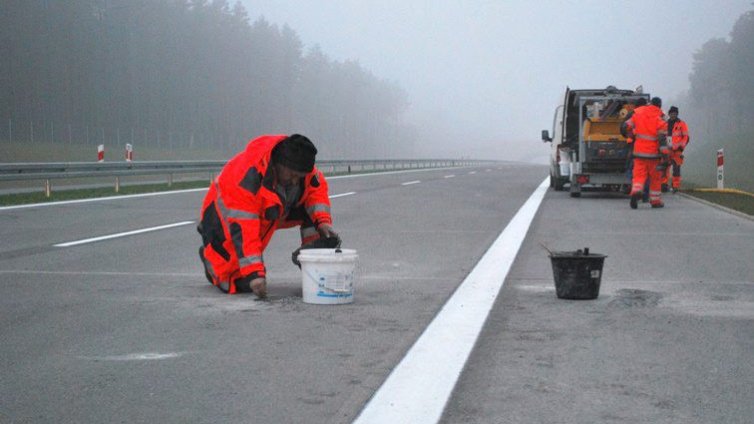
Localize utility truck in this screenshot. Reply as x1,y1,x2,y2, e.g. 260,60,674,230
541,86,649,197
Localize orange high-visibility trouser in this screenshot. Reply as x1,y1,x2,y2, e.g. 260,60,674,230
631,158,662,204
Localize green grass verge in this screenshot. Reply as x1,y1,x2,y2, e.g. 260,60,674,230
683,190,754,217
0,180,210,206
0,169,389,207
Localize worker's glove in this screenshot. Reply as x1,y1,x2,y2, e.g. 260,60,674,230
317,223,338,239
291,235,342,268
251,277,267,299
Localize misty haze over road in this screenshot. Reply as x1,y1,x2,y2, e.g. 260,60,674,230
243,0,751,161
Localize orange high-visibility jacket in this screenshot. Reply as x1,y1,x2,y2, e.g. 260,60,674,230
625,105,668,158
199,135,332,282
670,119,689,150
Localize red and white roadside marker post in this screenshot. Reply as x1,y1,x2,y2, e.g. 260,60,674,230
97,144,105,162
125,143,133,162
716,148,724,189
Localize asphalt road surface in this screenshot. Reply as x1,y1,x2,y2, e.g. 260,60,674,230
1,164,752,424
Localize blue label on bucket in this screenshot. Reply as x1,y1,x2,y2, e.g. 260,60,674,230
317,291,353,298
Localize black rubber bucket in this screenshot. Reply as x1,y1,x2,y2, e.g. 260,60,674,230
549,248,607,300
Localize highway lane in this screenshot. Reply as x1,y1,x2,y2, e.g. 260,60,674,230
441,188,754,423
0,163,547,423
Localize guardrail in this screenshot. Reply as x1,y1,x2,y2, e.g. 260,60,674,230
0,159,491,197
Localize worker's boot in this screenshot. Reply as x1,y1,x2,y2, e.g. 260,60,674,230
198,246,213,285
233,275,254,293
630,193,640,209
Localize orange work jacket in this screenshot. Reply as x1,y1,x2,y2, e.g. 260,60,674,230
200,135,332,281
670,119,689,150
625,105,668,158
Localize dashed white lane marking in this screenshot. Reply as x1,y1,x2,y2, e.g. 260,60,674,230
444,174,455,178
353,177,549,424
0,167,471,210
54,221,195,247
77,352,184,361
468,171,477,174
401,180,421,186
330,191,356,198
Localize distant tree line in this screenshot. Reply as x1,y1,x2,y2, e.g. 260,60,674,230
683,7,754,190
0,0,415,159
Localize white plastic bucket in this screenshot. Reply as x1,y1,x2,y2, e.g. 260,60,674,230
298,248,358,304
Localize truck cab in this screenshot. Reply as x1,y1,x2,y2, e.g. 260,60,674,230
541,86,649,196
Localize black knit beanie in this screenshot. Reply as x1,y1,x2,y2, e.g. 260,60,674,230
669,106,679,114
272,134,318,173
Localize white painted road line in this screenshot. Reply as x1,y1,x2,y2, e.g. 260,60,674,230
353,177,549,424
329,191,356,199
76,352,184,361
444,174,455,178
468,171,477,174
54,221,195,247
401,180,421,186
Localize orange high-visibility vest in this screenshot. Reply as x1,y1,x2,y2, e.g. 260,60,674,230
670,119,689,150
625,105,668,158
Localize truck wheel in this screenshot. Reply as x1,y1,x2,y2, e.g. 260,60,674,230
554,179,565,191
569,182,581,197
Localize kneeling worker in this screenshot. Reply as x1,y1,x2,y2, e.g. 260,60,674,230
197,134,338,297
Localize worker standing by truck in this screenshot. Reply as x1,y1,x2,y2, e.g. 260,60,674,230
664,106,690,192
621,97,647,194
624,97,669,209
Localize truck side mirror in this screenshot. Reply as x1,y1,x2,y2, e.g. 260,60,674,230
541,130,552,142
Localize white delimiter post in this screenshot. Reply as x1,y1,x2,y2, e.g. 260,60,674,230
717,149,724,189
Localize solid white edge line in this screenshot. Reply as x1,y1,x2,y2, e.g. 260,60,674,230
401,180,421,186
54,221,195,247
353,176,550,424
329,191,356,199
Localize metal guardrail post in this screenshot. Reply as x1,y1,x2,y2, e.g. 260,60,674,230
168,173,173,187
45,179,51,197
115,176,120,193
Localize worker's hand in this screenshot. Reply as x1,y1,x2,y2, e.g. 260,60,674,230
251,277,267,299
317,223,338,239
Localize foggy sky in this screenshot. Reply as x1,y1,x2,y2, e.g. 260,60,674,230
242,0,751,161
